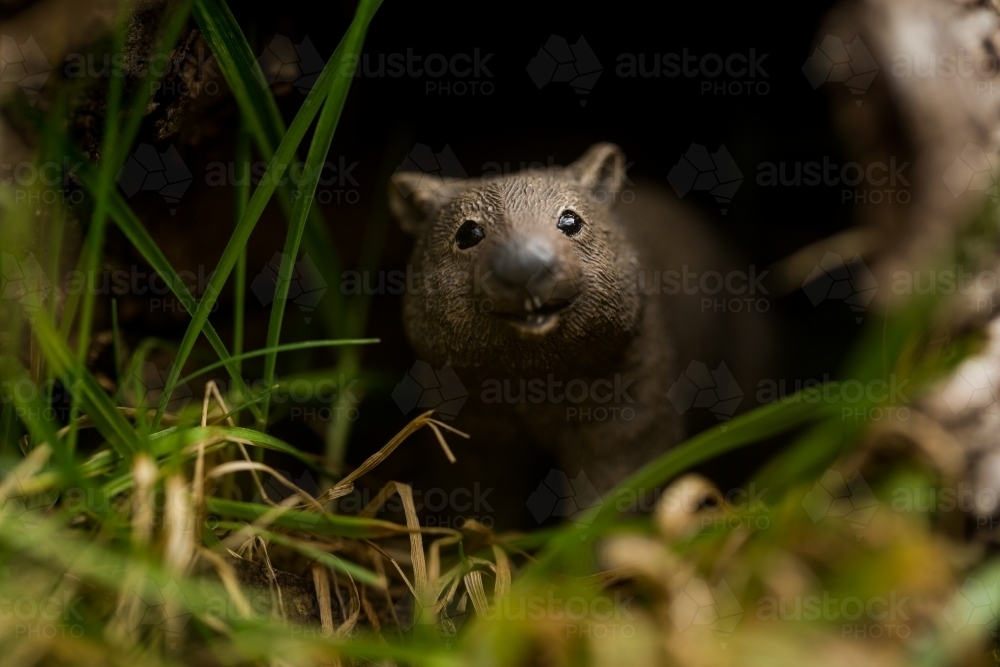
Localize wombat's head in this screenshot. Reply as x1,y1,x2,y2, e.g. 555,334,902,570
389,143,642,372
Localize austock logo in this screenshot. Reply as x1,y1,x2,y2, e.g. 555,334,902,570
249,469,322,528
0,252,52,312
250,252,328,324
667,361,743,421
667,143,744,215
4,261,219,316
480,374,636,424
350,47,495,96
755,156,910,205
117,577,192,649
257,35,324,94
801,469,878,537
526,35,602,106
393,143,634,205
252,468,320,505
926,348,1000,440
943,143,997,201
937,355,999,419
802,252,878,323
0,587,85,638
116,361,193,415
889,48,1000,83
2,35,222,101
1,35,51,105
755,374,910,423
523,262,580,306
942,578,998,636
204,156,361,205
337,483,494,530
0,468,58,539
525,469,602,526
667,576,743,649
616,48,770,97
635,265,770,314
755,590,911,638
802,35,878,105
392,361,468,420
62,43,220,96
1,157,86,206
1,377,72,423
117,143,193,215
393,143,468,197
476,589,636,638
394,590,468,647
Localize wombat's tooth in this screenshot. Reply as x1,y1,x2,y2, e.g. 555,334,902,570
524,298,533,312
533,296,543,308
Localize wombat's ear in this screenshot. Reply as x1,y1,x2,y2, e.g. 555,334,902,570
569,143,627,202
388,173,462,235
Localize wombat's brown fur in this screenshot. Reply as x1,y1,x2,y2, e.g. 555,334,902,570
389,143,769,518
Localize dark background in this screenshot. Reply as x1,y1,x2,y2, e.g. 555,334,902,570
100,0,861,524
309,1,851,479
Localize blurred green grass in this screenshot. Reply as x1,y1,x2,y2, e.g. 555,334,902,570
1,1,999,665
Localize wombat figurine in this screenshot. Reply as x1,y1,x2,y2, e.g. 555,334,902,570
388,143,770,515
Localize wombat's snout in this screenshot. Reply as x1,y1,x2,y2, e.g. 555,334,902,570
488,237,556,292
482,236,579,334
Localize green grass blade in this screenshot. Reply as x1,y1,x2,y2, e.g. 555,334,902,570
192,0,285,151
28,309,141,458
234,120,251,378
528,387,839,575
74,9,127,363
214,522,382,585
147,425,325,469
0,356,77,477
152,0,381,429
179,339,378,385
193,0,379,336
73,0,193,365
260,18,372,425
88,173,262,421
98,425,328,496
110,299,122,385
206,497,422,539
68,10,127,456
324,149,399,467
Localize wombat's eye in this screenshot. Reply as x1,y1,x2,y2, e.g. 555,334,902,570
557,210,583,237
455,220,485,249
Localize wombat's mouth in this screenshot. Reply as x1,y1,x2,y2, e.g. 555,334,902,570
491,298,574,336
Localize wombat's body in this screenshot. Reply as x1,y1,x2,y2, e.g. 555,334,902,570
390,144,769,511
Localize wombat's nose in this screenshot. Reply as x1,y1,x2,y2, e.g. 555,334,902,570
488,237,556,288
